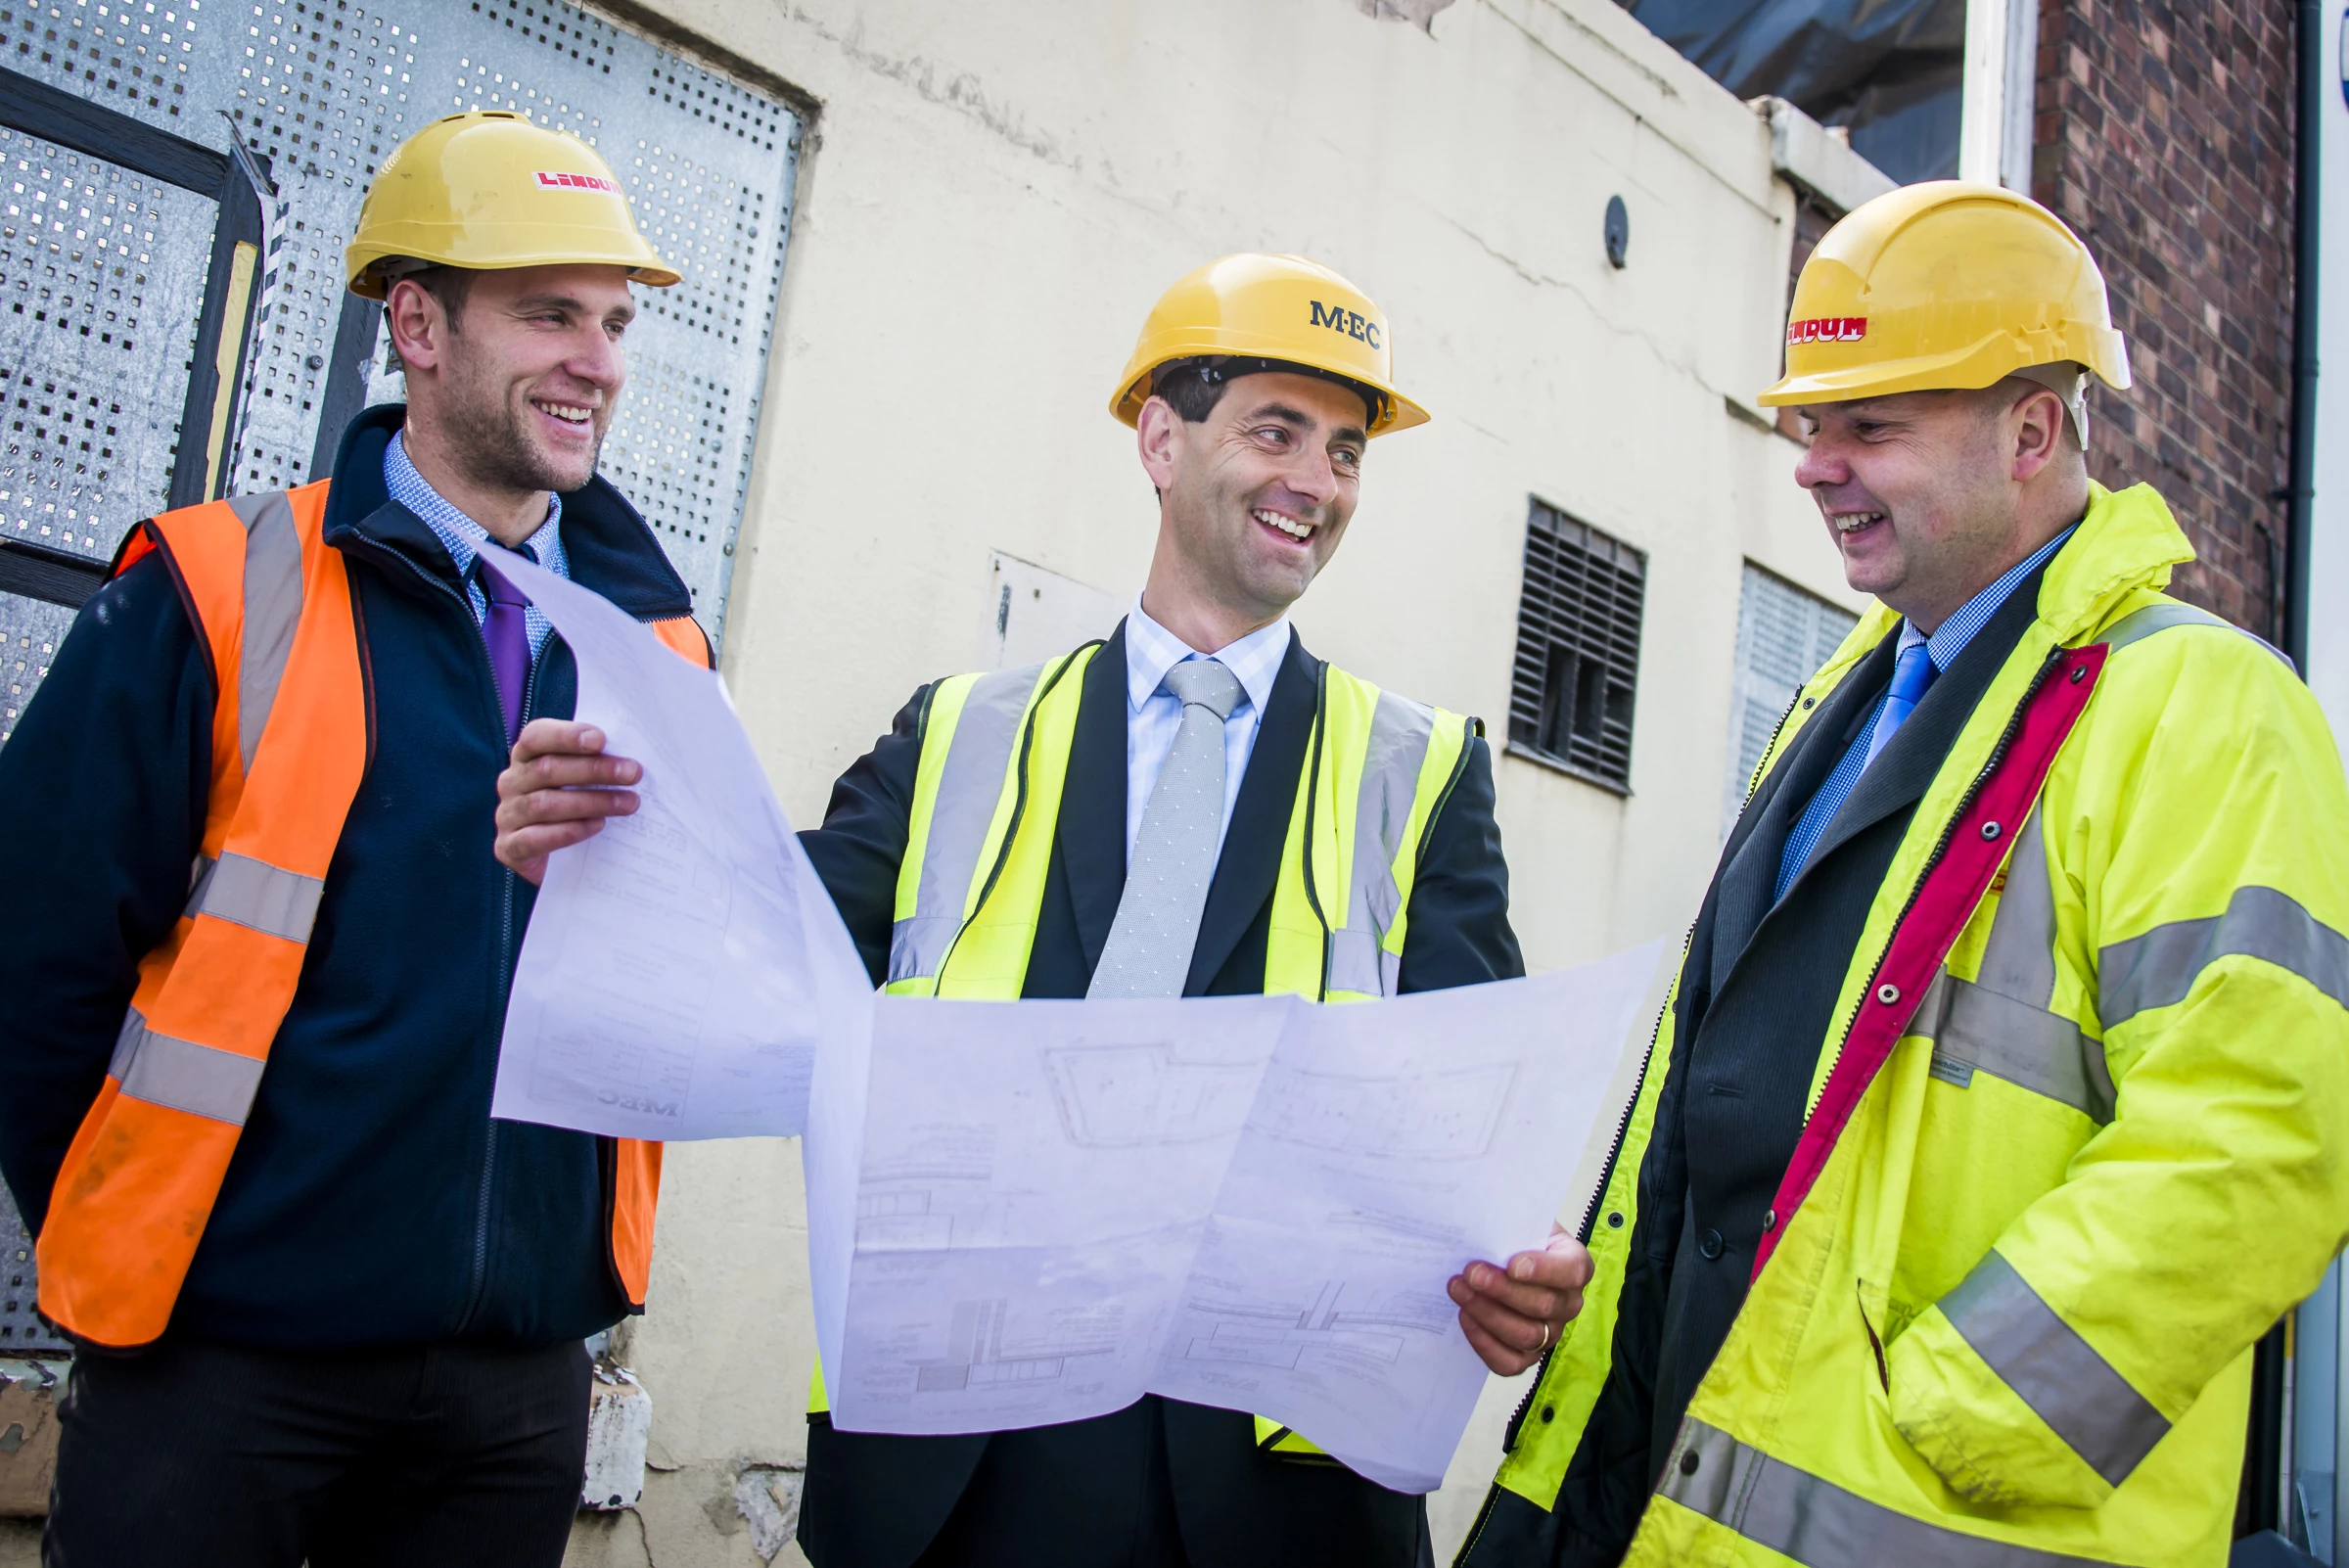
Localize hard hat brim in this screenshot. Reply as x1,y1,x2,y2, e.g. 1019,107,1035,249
346,246,681,300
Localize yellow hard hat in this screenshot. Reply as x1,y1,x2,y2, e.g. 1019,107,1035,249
1109,254,1429,436
345,111,679,300
1757,180,2129,407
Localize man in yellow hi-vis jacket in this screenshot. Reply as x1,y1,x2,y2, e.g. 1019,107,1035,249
1456,182,2349,1567
496,254,1582,1567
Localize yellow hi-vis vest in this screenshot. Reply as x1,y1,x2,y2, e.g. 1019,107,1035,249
1458,483,2349,1568
811,640,1477,1458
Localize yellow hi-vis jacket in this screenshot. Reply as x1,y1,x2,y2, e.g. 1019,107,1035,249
1459,482,2349,1567
809,642,1477,1458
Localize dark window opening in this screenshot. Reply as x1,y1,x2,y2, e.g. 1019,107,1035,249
1507,500,1644,793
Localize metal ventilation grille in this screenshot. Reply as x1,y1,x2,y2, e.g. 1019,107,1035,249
1507,501,1645,793
1722,562,1857,837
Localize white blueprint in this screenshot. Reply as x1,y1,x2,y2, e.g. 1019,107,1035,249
484,544,872,1142
819,945,1663,1494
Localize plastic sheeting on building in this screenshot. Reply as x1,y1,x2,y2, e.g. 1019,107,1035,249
1626,0,1962,184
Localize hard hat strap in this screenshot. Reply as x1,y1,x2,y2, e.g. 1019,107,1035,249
2010,361,2091,451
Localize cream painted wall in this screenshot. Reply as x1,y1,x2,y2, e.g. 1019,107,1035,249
552,0,1868,1563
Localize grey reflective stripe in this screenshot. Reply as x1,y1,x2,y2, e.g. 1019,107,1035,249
191,851,325,943
1915,974,2114,1122
1938,1249,2169,1489
1978,804,2055,1004
2101,601,2294,670
887,664,1046,986
1910,807,2116,1122
2100,885,2349,1030
230,490,303,773
1326,691,1435,997
187,853,217,908
1659,1416,2122,1567
111,1007,265,1127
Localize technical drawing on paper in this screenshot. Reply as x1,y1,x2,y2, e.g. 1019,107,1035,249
911,1297,1123,1394
856,1123,996,1249
1255,1063,1518,1160
1043,1043,1264,1148
1181,1279,1451,1372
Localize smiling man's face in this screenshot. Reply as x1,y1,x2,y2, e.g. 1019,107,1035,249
1791,386,2064,632
422,262,635,498
1147,370,1368,628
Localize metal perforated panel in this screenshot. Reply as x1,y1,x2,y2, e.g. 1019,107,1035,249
0,122,217,742
1720,561,1858,837
0,0,797,648
266,0,800,642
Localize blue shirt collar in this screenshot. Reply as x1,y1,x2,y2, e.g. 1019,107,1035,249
384,429,565,576
1904,524,2077,670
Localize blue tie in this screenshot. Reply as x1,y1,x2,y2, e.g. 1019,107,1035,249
1862,639,1936,771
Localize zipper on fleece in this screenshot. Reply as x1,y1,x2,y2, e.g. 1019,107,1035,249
458,614,547,1332
367,534,526,1334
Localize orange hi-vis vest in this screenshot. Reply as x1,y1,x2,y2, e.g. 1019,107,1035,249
35,481,708,1350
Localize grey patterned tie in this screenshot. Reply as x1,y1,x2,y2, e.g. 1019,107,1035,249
1088,658,1245,998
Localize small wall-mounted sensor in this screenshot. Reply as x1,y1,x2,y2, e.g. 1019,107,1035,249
1604,195,1630,269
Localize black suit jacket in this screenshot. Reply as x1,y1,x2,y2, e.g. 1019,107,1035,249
1540,563,2055,1566
796,623,1522,1568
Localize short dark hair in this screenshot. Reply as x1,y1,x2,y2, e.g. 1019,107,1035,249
376,260,476,328
409,265,476,328
1149,356,1382,429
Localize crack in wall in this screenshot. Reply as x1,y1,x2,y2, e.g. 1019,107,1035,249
1440,212,1704,386
788,7,1077,175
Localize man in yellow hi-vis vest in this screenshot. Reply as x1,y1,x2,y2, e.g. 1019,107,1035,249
497,254,1583,1566
1455,183,2349,1568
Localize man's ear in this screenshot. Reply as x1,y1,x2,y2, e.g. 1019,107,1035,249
1136,394,1182,494
2008,386,2067,484
384,278,447,377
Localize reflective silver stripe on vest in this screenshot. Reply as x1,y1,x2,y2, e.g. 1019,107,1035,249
1325,691,1436,997
229,490,303,774
1914,974,2114,1122
110,1007,266,1127
2101,601,2295,669
2100,885,2349,1030
191,851,326,943
1909,807,2116,1122
888,664,1046,986
1659,1416,2123,1567
1937,1249,2169,1488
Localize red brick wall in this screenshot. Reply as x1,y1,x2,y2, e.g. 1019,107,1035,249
2032,0,2296,638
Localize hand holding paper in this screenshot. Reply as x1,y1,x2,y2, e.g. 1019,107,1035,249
484,550,1664,1491
479,542,872,1142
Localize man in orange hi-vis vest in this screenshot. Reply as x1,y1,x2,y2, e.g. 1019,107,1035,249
0,112,706,1566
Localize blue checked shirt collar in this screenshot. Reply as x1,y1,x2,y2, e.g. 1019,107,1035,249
1906,523,2078,675
384,430,569,657
1772,523,2076,903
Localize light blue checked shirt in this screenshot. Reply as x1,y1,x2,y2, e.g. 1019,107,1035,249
1123,597,1293,864
384,431,569,659
1774,525,2077,902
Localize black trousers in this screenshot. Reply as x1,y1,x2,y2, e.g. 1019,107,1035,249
806,1396,1432,1568
44,1336,588,1568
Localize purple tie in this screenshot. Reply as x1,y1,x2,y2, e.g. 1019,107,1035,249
476,552,532,747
